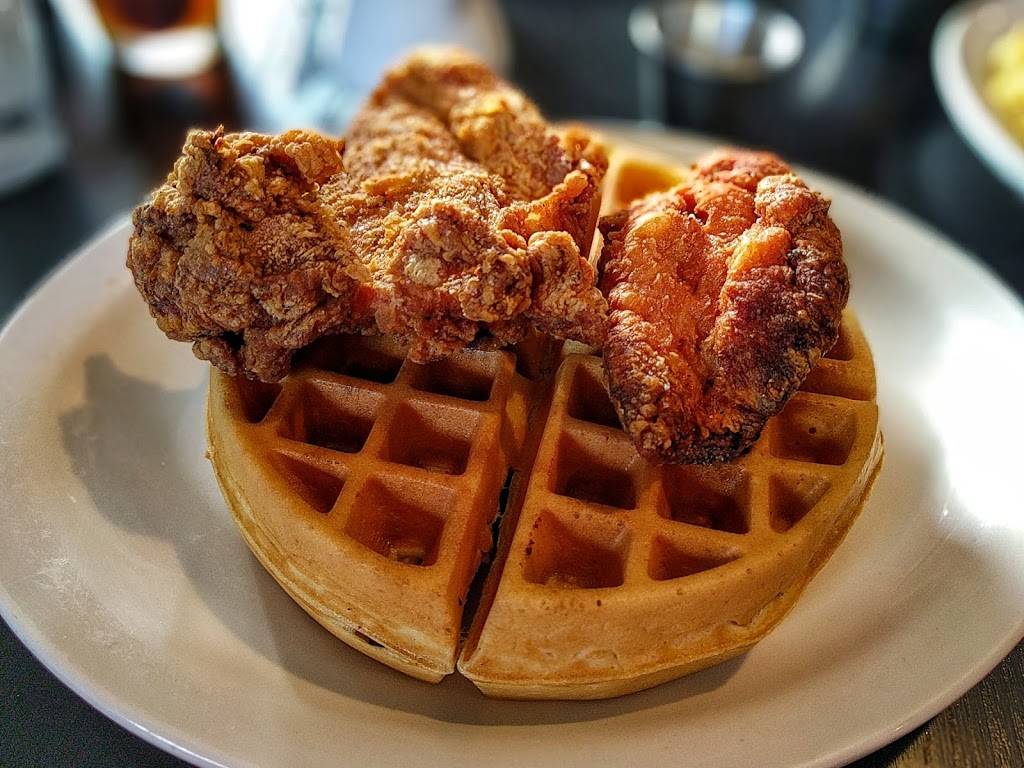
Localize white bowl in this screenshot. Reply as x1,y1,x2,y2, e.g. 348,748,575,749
932,0,1024,198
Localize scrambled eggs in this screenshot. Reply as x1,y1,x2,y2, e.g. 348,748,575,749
987,22,1024,144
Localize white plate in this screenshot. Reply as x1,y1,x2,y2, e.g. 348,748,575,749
932,0,1024,197
2,128,1024,768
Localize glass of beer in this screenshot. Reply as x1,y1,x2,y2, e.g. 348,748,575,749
93,0,220,79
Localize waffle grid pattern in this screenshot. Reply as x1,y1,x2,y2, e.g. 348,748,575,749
235,336,513,564
509,317,876,596
458,311,880,697
218,334,542,678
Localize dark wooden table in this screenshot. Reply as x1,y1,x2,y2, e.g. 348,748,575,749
1,1,1022,765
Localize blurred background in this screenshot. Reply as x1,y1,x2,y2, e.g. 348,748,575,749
2,0,1024,308
1,0,1023,765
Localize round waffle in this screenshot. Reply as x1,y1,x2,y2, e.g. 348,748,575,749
208,332,542,682
207,144,882,698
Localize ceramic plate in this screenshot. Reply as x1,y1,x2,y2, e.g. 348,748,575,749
2,128,1023,768
932,0,1024,197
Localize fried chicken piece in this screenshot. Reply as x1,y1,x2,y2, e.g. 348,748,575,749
599,149,848,464
127,48,608,380
325,47,608,361
127,128,374,382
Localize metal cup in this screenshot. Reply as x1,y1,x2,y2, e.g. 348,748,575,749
629,0,804,129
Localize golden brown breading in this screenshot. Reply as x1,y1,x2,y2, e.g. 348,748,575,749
126,48,608,379
599,149,848,464
325,48,607,361
127,128,374,382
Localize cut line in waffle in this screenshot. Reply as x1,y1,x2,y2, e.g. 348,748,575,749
457,310,881,698
207,141,883,698
208,333,551,681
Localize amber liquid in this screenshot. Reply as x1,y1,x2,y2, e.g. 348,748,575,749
94,0,216,35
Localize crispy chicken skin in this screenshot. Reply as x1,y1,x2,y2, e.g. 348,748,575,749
127,48,608,380
127,129,374,382
331,49,609,360
599,149,848,464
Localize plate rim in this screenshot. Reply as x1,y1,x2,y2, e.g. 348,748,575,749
0,218,240,768
2,127,1024,768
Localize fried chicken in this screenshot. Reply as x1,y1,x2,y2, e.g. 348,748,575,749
127,129,374,382
127,48,608,381
599,149,848,464
330,49,608,361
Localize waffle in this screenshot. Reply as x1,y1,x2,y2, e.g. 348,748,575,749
207,143,882,698
207,332,554,681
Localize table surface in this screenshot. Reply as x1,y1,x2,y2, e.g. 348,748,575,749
1,1,1023,766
